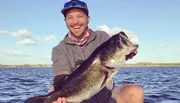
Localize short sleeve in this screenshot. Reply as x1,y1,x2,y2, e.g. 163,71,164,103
51,45,72,76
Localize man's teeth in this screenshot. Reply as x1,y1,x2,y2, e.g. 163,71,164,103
73,26,81,29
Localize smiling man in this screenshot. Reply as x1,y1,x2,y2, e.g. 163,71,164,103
49,0,144,103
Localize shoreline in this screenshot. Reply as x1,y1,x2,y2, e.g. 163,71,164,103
0,63,180,68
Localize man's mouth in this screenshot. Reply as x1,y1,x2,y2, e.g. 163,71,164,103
73,27,81,32
72,25,81,29
74,27,80,29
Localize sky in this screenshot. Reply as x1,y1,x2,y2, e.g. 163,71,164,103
0,0,180,65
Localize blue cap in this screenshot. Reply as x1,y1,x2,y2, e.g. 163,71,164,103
61,0,89,16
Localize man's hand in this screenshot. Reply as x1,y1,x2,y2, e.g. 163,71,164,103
48,87,67,103
53,97,67,103
48,87,54,93
126,50,138,60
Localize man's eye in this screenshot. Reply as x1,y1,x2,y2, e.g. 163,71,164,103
67,16,73,20
78,15,84,18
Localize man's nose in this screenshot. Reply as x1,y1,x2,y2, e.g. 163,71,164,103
72,18,79,25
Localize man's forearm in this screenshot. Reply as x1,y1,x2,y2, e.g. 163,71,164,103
53,74,68,90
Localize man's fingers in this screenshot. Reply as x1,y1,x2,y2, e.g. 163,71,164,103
48,88,67,103
57,98,62,103
61,97,67,103
54,97,67,103
48,87,54,93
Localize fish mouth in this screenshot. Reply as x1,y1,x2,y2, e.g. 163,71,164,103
130,47,137,54
104,65,115,70
125,46,138,60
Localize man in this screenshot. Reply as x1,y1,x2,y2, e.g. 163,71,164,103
49,0,144,103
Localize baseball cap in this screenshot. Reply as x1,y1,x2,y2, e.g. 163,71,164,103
61,0,89,16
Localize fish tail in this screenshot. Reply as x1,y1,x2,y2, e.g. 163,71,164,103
24,96,46,103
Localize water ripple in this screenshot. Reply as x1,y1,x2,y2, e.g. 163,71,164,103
0,67,180,103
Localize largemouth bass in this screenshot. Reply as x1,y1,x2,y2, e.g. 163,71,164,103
25,31,138,103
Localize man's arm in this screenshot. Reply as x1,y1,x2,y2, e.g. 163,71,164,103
51,46,72,75
50,45,72,91
53,74,68,91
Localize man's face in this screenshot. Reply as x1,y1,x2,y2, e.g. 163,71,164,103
65,8,90,38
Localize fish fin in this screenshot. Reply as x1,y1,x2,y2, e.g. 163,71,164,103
24,96,46,103
106,79,114,90
100,70,109,88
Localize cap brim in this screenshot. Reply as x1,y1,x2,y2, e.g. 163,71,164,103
61,6,88,15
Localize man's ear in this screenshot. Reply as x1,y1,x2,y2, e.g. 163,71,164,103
87,16,90,23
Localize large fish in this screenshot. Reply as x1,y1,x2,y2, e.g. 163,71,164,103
24,31,138,103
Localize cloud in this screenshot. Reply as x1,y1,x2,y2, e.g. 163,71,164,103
16,39,38,45
11,29,32,38
97,25,121,35
0,29,32,38
35,36,41,41
4,50,50,59
0,29,56,47
4,51,32,57
0,30,11,35
97,25,140,45
44,35,56,41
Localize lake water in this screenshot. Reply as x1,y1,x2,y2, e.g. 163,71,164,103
0,66,180,103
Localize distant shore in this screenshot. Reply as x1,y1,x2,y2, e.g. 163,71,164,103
124,63,180,67
0,64,52,68
126,63,180,68
0,63,180,68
